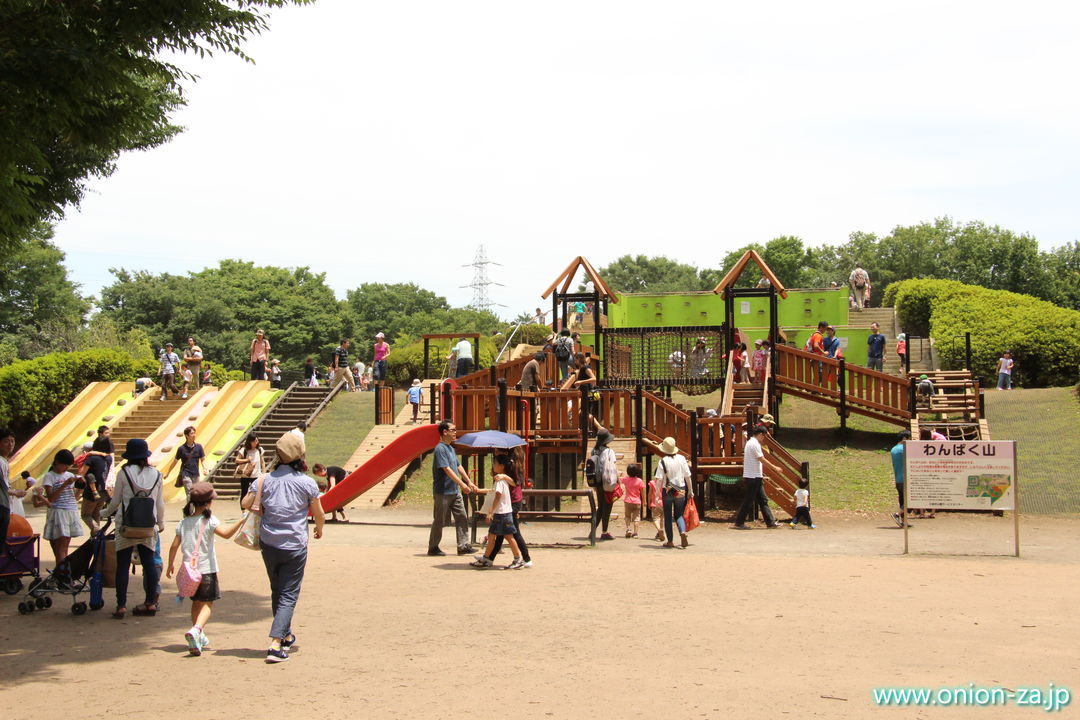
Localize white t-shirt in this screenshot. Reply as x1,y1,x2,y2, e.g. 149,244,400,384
454,340,473,360
743,437,764,478
492,478,513,514
654,454,692,490
998,357,1013,375
795,487,809,508
181,368,193,382
176,515,221,574
43,470,78,511
161,352,181,374
238,447,263,478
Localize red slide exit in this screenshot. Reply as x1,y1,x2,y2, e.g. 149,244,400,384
320,423,442,512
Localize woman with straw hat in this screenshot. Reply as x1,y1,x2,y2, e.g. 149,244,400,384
654,436,694,548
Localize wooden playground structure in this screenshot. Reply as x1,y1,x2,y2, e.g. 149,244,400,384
385,252,989,521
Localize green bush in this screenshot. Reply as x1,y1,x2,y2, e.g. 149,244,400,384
0,348,157,432
888,279,1080,386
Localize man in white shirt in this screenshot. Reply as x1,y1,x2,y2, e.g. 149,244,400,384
733,425,779,528
451,337,474,378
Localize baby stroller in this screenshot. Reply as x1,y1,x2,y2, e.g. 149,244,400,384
1,531,40,596
19,520,112,616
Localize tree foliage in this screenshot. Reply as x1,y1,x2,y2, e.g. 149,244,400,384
0,0,310,250
0,223,89,354
99,260,346,370
591,255,713,293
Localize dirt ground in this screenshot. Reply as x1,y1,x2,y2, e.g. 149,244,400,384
3,505,1077,719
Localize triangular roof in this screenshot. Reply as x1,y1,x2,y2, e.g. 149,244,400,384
712,249,789,299
541,256,618,303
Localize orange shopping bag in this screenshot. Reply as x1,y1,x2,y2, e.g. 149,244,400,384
683,496,701,532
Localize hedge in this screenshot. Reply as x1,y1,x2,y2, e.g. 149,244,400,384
0,349,158,433
887,279,1080,386
383,336,500,387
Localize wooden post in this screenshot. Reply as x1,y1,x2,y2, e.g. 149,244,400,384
497,379,508,432
429,383,437,423
442,380,454,423
579,385,590,468
838,357,847,433
489,365,497,386
908,376,917,416
423,337,430,380
474,337,481,369
374,383,381,424
964,332,972,371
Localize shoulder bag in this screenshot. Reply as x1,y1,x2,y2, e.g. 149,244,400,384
234,474,266,551
176,519,208,597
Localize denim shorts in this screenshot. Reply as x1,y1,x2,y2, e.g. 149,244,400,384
488,512,517,536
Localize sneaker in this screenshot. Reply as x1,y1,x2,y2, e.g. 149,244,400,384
654,531,665,541
790,522,797,529
519,559,533,569
625,531,633,538
892,513,903,528
199,633,211,649
469,558,493,569
766,522,781,529
506,558,525,570
732,524,749,530
181,393,188,399
427,548,446,557
281,633,295,650
185,631,202,656
456,546,474,556
265,647,289,663
600,533,615,541
810,524,817,529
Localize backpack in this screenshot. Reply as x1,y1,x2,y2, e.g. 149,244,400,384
587,447,618,491
120,467,160,539
803,332,821,352
554,336,571,361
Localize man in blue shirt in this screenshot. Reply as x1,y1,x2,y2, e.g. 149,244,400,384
890,430,910,527
867,322,886,372
428,420,477,556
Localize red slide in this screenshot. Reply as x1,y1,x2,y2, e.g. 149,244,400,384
320,423,442,512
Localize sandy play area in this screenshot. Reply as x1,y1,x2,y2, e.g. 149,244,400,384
2,506,1077,719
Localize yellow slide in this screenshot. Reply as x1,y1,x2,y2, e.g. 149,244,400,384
147,381,270,503
9,382,133,480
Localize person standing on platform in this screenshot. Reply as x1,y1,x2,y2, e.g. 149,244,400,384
330,339,355,391
867,322,886,372
183,337,203,391
849,264,870,311
250,329,271,381
373,332,390,382
452,336,474,378
427,421,477,557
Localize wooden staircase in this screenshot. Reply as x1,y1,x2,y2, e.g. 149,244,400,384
109,389,187,465
206,383,340,497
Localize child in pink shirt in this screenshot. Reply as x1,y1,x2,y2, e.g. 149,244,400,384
620,463,645,538
647,472,664,541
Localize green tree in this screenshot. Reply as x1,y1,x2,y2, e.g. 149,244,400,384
1046,241,1080,310
0,223,89,354
595,255,710,293
345,283,451,347
98,260,345,370
0,0,310,250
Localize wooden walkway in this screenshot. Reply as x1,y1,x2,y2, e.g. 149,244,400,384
341,402,426,508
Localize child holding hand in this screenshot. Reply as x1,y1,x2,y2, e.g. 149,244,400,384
166,483,245,656
470,456,523,570
621,463,645,538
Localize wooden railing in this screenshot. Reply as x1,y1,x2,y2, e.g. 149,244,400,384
719,350,737,416
455,353,563,389
775,344,911,425
696,415,746,472
760,433,801,515
639,390,693,454
374,384,395,424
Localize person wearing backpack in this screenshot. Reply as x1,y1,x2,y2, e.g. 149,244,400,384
849,264,870,311
587,420,619,541
102,438,166,618
554,329,574,380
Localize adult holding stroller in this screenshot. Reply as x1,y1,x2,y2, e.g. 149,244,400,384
102,439,166,618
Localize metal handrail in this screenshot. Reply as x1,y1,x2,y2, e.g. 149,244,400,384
204,381,298,482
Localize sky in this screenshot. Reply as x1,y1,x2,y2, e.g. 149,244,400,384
52,0,1080,319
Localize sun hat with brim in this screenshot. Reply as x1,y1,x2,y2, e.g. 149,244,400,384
411,379,422,387
189,482,217,504
594,428,613,447
122,438,152,461
753,339,762,346
657,437,679,455
375,332,385,338
276,432,305,463
760,413,775,425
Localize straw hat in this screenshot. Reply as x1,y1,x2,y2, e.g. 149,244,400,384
760,413,775,425
657,436,679,455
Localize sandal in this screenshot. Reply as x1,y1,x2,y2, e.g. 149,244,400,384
132,603,158,616
111,607,126,619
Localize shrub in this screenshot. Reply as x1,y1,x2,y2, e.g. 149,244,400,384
383,337,500,388
0,348,157,433
888,279,1080,386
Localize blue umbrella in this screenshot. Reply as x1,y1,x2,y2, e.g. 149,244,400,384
454,430,527,449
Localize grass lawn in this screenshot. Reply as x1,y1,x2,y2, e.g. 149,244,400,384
304,390,406,467
984,387,1080,514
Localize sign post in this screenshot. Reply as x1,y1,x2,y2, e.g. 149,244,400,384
904,440,1019,557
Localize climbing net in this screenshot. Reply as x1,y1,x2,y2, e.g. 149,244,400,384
602,326,726,391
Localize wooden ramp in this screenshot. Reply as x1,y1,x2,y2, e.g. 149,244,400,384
341,402,427,508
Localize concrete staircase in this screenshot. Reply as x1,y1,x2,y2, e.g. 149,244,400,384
849,307,908,375
109,390,187,464
208,384,337,497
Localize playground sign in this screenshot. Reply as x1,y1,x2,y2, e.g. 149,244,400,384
903,440,1020,557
